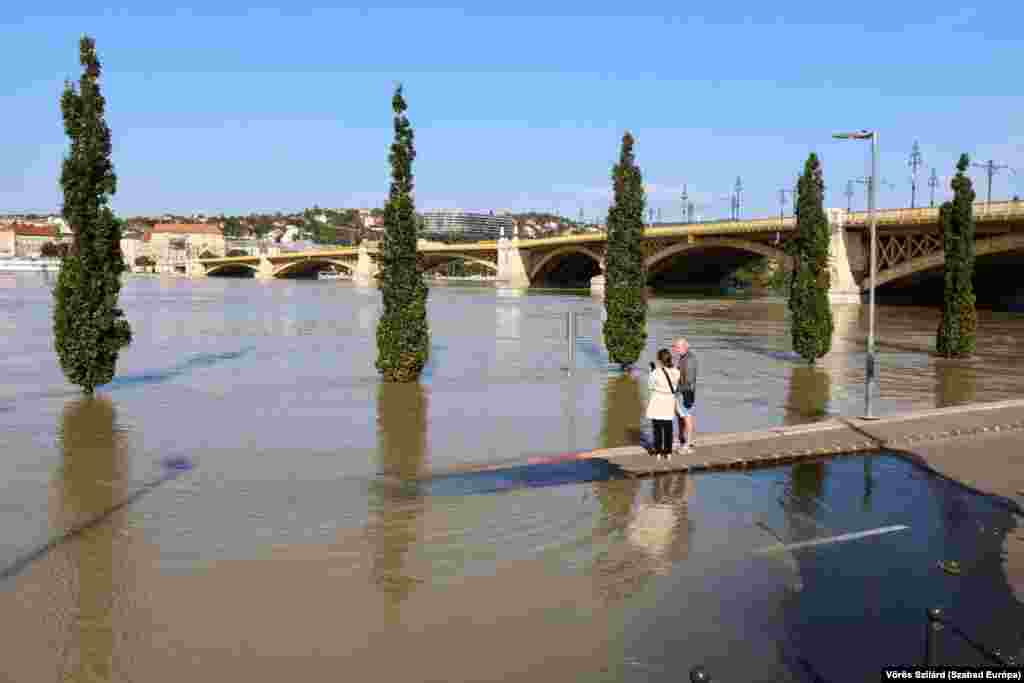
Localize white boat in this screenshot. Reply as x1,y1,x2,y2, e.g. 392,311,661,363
0,257,61,272
317,269,346,280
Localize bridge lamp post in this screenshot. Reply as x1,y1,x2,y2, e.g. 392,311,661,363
833,129,879,419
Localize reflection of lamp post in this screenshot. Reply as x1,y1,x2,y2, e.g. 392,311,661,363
833,129,879,419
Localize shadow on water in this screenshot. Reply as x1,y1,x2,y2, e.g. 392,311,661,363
102,347,255,389
423,459,618,497
365,382,429,609
0,398,192,583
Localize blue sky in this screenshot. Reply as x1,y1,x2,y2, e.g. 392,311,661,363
2,3,1022,218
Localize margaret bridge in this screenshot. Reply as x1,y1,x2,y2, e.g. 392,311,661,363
192,201,1024,303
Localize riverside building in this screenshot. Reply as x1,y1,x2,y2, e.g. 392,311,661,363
419,209,512,242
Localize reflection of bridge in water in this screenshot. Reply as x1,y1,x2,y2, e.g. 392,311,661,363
194,201,1024,303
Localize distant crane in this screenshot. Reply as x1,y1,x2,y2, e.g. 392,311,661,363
971,159,1017,205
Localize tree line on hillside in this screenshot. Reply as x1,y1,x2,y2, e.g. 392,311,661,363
53,35,979,396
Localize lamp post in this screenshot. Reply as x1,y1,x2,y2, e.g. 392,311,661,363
833,129,879,419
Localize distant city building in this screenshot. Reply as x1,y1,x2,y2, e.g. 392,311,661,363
419,210,513,241
0,223,63,257
142,223,225,273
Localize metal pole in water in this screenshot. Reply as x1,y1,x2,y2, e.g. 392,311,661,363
690,666,712,682
925,608,943,666
566,311,576,373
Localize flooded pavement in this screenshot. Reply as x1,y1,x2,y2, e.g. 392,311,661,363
1,273,1023,681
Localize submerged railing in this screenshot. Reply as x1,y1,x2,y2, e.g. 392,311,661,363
925,607,1018,668
689,607,1019,681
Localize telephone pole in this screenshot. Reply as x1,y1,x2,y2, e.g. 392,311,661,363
777,185,796,244
681,184,695,223
908,141,923,208
733,176,743,219
844,179,856,212
971,159,1017,205
856,176,894,207
927,168,939,207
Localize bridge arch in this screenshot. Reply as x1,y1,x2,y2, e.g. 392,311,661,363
272,259,355,278
872,233,1024,291
645,238,793,272
423,254,498,274
205,262,259,276
527,245,605,282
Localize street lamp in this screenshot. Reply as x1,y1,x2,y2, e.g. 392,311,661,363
833,129,879,419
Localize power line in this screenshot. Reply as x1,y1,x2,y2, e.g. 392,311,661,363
908,141,924,208
970,159,1017,205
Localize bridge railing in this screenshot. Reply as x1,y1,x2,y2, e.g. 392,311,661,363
844,200,1024,227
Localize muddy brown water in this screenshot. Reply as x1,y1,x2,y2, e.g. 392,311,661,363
1,274,1022,681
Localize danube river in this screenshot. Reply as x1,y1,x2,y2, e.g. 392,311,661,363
1,274,1022,681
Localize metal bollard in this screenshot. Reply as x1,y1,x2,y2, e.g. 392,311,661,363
690,665,711,682
925,607,944,667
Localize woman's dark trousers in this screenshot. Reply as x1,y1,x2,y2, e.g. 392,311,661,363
652,419,673,454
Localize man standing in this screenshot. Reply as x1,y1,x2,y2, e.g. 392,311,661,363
672,338,698,453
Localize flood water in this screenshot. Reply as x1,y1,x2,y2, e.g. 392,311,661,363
1,273,1023,681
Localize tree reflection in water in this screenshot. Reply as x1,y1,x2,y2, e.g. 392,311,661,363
934,360,978,408
55,397,129,682
366,381,429,610
783,365,832,426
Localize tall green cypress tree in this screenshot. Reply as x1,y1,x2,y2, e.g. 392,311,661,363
936,154,977,358
376,84,429,382
53,36,131,394
602,132,647,369
788,153,833,363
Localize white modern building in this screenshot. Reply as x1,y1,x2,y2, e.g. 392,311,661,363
419,209,513,241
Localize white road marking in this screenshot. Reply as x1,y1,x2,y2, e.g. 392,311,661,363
753,524,910,554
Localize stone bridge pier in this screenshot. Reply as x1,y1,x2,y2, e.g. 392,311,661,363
497,236,532,289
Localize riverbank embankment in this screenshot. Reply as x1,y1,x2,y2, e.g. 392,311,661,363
585,398,1024,511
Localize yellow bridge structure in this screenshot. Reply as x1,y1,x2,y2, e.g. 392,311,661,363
194,201,1024,302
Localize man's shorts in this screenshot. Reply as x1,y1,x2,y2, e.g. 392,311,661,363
675,397,693,418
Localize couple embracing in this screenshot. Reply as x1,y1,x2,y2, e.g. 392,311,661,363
645,338,698,460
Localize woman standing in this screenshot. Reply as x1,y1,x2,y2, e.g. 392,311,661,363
646,348,681,460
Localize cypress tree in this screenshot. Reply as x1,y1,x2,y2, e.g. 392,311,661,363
53,36,131,394
376,84,429,382
788,153,833,363
936,154,977,358
602,132,647,369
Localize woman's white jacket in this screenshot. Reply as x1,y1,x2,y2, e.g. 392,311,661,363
646,367,681,420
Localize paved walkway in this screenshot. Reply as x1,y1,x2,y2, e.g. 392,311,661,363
584,398,1024,513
